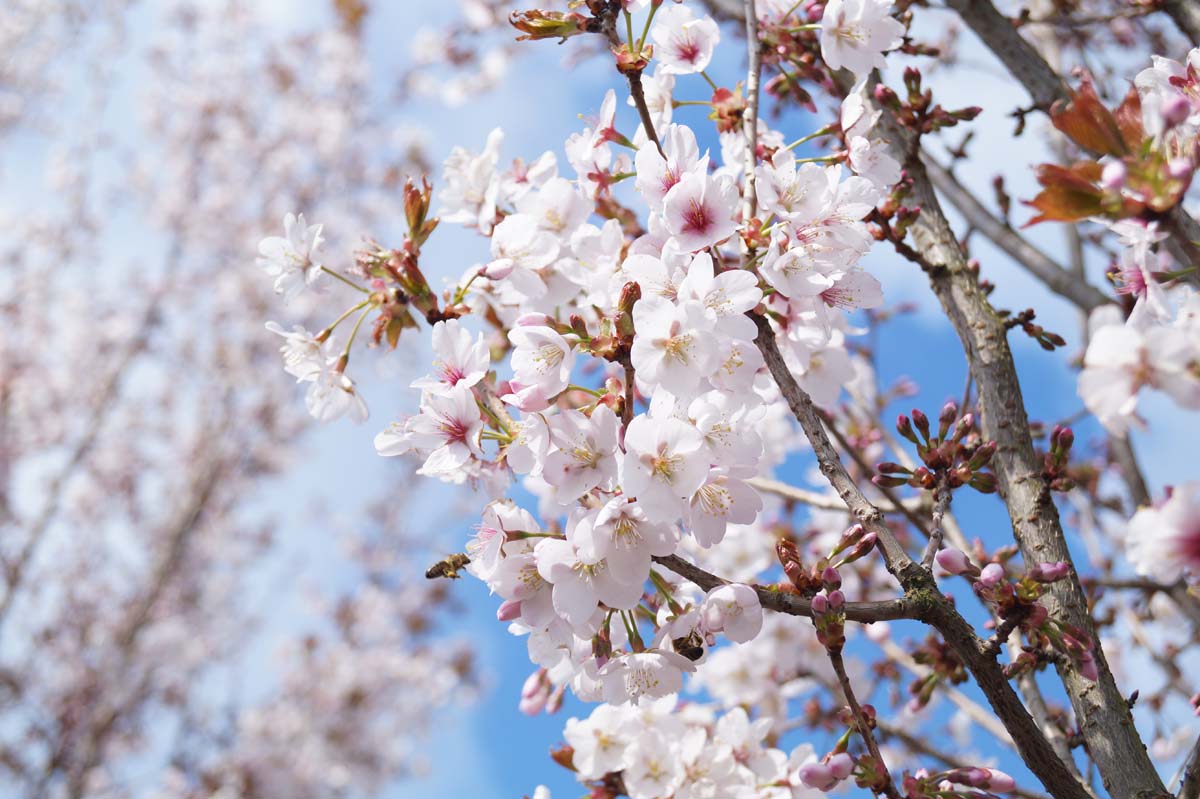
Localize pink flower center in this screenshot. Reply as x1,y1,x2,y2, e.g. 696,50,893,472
674,37,701,65
681,199,712,236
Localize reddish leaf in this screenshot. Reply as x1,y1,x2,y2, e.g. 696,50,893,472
1023,162,1106,225
1113,85,1147,152
1050,77,1129,157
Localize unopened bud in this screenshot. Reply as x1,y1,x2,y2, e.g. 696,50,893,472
935,547,974,576
821,566,842,590
828,753,855,780
967,441,997,470
896,414,918,443
969,471,998,493
1169,157,1195,180
938,400,958,439
979,562,1005,588
911,408,930,440
1030,561,1070,583
497,599,522,621
509,10,588,42
1100,160,1127,190
799,762,838,791
1163,94,1193,128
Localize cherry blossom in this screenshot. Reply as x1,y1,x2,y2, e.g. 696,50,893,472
661,170,740,252
374,384,484,475
650,3,720,76
256,212,324,300
1126,482,1200,583
819,0,905,78
622,414,711,523
700,583,764,643
412,318,490,396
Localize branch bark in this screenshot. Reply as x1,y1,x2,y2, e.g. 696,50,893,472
1162,0,1200,45
848,66,1168,799
921,155,1111,312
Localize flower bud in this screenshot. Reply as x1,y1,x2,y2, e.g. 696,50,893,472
509,9,588,42
968,471,998,493
896,414,918,443
1163,94,1193,127
979,562,1005,588
1029,561,1070,583
827,589,845,610
1100,160,1127,190
935,547,974,576
984,769,1016,793
828,753,855,780
1168,157,1195,180
811,593,829,614
967,440,997,470
938,400,958,439
821,566,842,591
799,763,838,791
1076,650,1099,682
514,312,551,327
497,599,523,622
483,258,515,280
911,408,930,440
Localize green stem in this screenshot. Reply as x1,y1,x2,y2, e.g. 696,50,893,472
320,265,369,293
784,124,836,152
673,99,713,107
636,3,659,51
341,304,373,360
649,569,684,614
567,384,606,398
794,153,842,165
322,300,370,338
452,270,482,304
699,70,719,91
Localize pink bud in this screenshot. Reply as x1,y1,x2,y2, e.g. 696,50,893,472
1100,160,1127,189
811,593,829,614
514,312,550,327
1030,561,1070,583
979,562,1005,588
497,599,522,622
1163,95,1192,127
985,769,1016,792
936,547,974,575
821,566,842,590
1168,157,1195,180
828,753,855,780
483,258,515,280
1077,650,1099,682
827,590,845,610
799,763,837,791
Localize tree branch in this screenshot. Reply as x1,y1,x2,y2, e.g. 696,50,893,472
752,314,1092,799
921,155,1111,311
846,64,1168,799
653,553,912,623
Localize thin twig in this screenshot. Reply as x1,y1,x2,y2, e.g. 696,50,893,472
829,647,903,799
920,473,952,569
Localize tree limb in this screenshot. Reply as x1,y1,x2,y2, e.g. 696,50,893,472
921,155,1111,312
